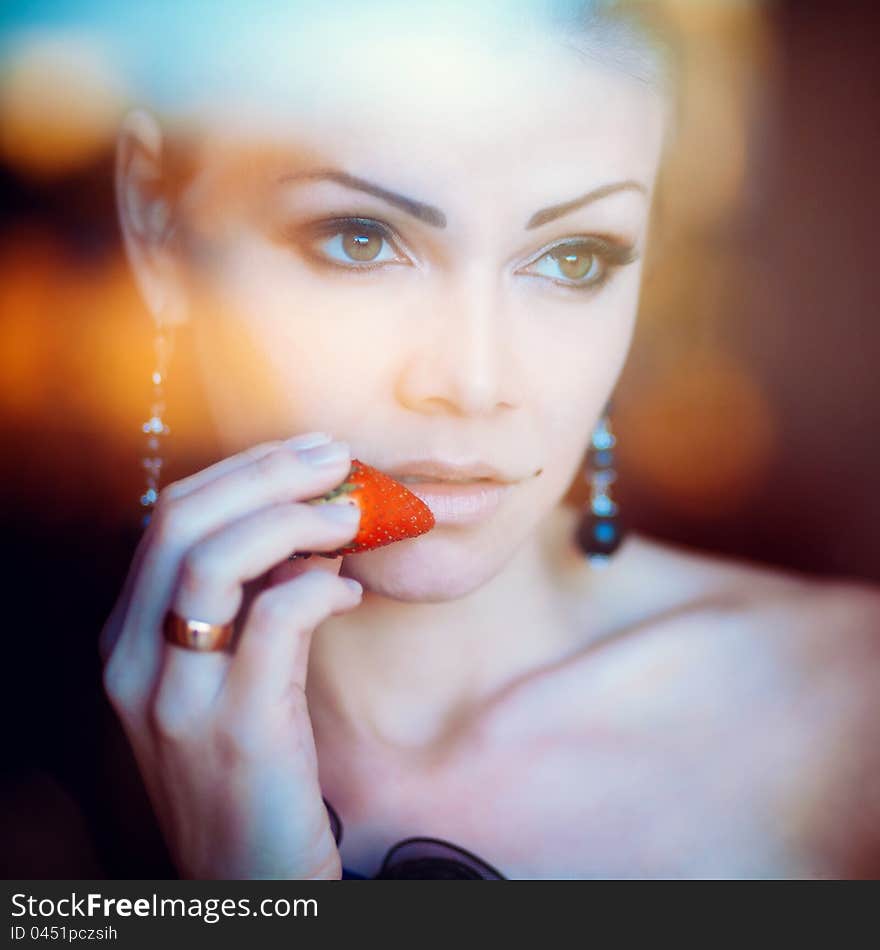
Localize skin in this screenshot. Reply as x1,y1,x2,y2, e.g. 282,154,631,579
106,6,880,878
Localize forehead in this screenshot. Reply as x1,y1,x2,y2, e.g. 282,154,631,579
177,4,667,210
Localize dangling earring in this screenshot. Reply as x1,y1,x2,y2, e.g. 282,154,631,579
579,405,622,567
139,327,174,529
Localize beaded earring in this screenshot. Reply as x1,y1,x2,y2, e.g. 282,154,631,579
578,406,623,567
139,327,174,529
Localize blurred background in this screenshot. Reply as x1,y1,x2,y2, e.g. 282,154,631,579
1,0,878,876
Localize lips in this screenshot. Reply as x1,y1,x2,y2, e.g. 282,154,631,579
402,480,510,525
387,459,513,483
381,459,517,524
398,474,493,485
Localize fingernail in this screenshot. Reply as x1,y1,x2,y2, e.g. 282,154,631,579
317,502,360,524
342,577,363,596
300,441,350,467
286,431,332,450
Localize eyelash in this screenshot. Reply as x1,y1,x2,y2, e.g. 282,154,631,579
519,235,639,293
288,216,639,292
291,216,409,273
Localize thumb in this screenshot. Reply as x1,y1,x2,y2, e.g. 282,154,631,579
265,551,344,590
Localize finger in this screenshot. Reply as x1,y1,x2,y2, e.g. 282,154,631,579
220,568,362,717
175,500,361,624
111,438,354,692
163,431,331,502
265,543,346,588
99,436,326,665
151,438,353,553
99,521,156,663
153,501,362,718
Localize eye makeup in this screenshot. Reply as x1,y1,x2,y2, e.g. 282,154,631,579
281,215,413,273
277,213,639,292
516,234,640,293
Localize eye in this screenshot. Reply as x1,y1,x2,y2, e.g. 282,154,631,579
519,237,638,291
295,217,411,270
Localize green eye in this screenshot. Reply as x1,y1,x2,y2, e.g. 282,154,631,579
299,217,409,269
320,223,397,264
521,237,638,291
548,246,602,282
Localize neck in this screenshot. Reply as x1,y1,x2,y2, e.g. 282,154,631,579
307,503,593,749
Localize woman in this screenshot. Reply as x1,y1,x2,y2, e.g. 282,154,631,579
99,0,880,879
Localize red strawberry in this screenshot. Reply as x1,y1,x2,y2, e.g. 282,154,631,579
301,458,435,557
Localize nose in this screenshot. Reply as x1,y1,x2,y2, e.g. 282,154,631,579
394,264,524,417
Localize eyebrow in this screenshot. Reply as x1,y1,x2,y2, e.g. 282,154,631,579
525,179,648,229
277,168,447,228
276,169,647,231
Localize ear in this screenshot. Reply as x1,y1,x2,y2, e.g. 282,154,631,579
115,108,188,326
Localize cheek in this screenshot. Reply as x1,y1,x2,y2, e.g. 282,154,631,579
185,227,641,454
200,233,388,354
517,271,641,437
185,231,405,440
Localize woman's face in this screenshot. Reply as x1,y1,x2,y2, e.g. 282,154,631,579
128,14,667,601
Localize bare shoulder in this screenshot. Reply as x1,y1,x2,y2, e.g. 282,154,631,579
570,532,880,707
492,533,880,875
597,531,880,640
520,519,880,701
744,568,880,646
507,524,880,780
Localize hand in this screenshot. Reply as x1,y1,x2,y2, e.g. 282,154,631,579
98,433,362,879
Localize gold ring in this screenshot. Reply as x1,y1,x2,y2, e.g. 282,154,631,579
162,610,234,652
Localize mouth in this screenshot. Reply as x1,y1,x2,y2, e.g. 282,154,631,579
388,459,515,483
399,479,511,525
384,459,521,525
397,474,496,485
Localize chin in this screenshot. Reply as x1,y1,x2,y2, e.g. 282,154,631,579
340,531,514,603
